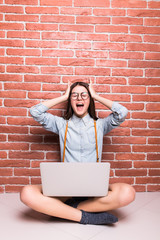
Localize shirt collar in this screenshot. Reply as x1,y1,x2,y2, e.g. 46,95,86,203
71,113,92,126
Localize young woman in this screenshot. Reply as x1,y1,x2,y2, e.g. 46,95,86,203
20,81,135,225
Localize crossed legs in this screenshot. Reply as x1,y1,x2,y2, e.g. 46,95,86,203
20,183,135,223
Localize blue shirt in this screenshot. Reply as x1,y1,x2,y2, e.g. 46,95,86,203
30,102,128,163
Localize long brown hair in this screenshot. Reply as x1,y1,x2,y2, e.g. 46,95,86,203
64,82,98,120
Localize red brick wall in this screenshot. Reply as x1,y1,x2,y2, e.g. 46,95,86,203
0,0,160,193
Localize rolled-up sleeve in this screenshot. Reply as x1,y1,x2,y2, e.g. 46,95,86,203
30,103,64,134
102,102,128,135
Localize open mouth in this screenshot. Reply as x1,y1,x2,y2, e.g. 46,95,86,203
76,103,84,111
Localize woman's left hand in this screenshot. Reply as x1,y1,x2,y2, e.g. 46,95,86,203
89,80,97,99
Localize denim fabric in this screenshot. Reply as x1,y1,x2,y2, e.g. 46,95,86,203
30,102,128,163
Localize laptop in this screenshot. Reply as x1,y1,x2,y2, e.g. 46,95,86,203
40,162,110,197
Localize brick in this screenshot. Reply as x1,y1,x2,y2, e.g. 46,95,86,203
0,91,26,99
149,170,160,177
26,40,58,49
148,121,160,129
110,177,134,185
9,151,44,159
112,69,143,77
31,143,59,151
128,9,160,17
146,103,160,111
144,18,160,26
0,108,27,116
0,177,29,185
4,82,41,91
59,41,91,49
112,86,146,94
28,92,60,100
0,57,23,65
0,23,24,30
0,39,24,47
147,185,160,192
0,6,24,13
1,126,28,134
5,185,23,193
7,31,40,39
145,52,160,60
110,34,142,43
74,0,110,7
0,168,12,176
130,26,160,35
96,25,128,33
25,57,58,66
40,0,72,6
132,129,160,136
60,24,94,32
134,185,146,192
133,94,159,102
136,177,160,184
0,150,7,158
7,65,39,74
42,49,74,57
41,66,73,75
5,14,39,22
93,42,124,51
112,137,146,145
134,161,160,169
128,60,160,68
103,145,131,153
76,50,108,58
76,16,110,24
127,43,160,52
0,74,22,82
116,153,145,161
26,23,58,31
24,75,60,83
123,103,144,111
41,15,74,23
60,58,94,66
31,178,41,185
42,32,75,40
111,0,147,8
26,7,59,14
148,138,160,144
7,117,38,126
147,154,160,160
0,160,30,167
75,67,110,76
96,60,127,67
129,78,160,86
96,77,126,85
77,33,108,41
145,69,160,77
5,0,38,4
116,169,147,177
7,48,41,56
148,1,160,9
61,7,92,15
112,17,143,25
93,9,125,16
14,168,40,176
4,99,38,108
133,145,160,152
122,120,147,128
110,51,144,60
0,134,6,141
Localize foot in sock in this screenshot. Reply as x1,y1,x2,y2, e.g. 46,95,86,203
65,197,88,209
80,210,118,225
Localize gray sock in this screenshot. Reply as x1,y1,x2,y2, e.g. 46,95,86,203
80,210,118,225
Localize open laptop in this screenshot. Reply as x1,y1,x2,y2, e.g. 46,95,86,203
40,162,110,197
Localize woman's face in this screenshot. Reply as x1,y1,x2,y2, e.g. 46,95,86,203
70,85,90,118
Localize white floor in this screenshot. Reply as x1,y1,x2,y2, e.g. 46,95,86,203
0,192,160,240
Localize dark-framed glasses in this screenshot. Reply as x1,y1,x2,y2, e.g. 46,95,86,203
71,92,89,100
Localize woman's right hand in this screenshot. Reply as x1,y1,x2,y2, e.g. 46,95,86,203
64,81,71,100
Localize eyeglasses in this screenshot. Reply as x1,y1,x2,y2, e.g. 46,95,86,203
71,92,89,100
